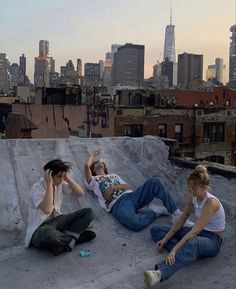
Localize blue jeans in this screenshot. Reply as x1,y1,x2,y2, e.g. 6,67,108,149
111,177,178,231
150,224,223,281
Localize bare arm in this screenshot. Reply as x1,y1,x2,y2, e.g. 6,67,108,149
84,149,102,183
38,169,54,214
64,174,84,196
157,194,193,250
165,197,220,265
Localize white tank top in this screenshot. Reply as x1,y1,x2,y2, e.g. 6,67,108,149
192,192,225,232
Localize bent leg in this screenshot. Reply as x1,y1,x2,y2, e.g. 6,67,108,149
50,208,94,235
111,195,156,231
130,177,177,214
31,225,74,250
158,234,222,281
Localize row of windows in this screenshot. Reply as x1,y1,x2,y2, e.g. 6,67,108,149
124,124,183,142
124,123,225,143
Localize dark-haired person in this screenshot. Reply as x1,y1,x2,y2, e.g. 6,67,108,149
84,149,193,231
25,159,96,255
144,165,225,288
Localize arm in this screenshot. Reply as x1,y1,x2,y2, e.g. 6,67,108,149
166,198,220,265
103,183,129,201
38,169,54,214
64,174,84,196
157,194,193,250
84,149,102,184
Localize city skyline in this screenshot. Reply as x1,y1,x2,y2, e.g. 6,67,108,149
0,0,234,82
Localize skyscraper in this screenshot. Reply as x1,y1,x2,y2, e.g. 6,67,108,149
112,43,144,87
177,52,203,89
0,53,11,94
34,40,50,87
229,25,236,88
163,6,177,85
163,7,176,63
39,40,49,57
19,53,26,84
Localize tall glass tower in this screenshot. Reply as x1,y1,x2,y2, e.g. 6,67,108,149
229,25,236,88
163,7,176,63
163,5,177,85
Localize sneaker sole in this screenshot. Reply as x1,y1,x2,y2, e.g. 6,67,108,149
143,272,152,288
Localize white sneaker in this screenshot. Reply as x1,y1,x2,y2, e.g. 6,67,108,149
144,269,162,288
147,204,170,217
172,209,194,227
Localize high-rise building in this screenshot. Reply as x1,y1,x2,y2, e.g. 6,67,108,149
229,25,236,88
112,43,145,87
84,63,101,86
0,53,11,94
39,40,49,57
163,7,176,63
163,7,177,85
77,59,82,77
111,44,122,63
161,57,174,87
10,63,20,86
34,40,50,87
177,52,203,89
206,58,225,84
19,54,26,84
60,60,77,85
215,58,223,83
206,64,216,81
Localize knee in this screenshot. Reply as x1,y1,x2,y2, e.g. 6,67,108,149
148,176,163,187
127,220,144,231
150,225,164,241
42,226,58,241
81,207,94,221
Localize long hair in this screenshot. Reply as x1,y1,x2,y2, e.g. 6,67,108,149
43,159,70,177
90,161,108,176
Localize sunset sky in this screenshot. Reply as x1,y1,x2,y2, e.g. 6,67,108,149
0,0,234,82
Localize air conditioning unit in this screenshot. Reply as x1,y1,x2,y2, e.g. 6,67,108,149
204,138,210,143
144,108,152,116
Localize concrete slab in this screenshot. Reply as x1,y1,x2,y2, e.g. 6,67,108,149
0,136,235,289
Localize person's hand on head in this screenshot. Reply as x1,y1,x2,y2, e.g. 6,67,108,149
92,148,102,157
44,169,53,185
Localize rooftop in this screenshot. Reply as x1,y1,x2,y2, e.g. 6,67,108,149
0,136,235,289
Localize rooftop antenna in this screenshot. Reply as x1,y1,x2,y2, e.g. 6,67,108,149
170,1,173,25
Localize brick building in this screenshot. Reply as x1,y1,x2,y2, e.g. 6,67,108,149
114,88,236,166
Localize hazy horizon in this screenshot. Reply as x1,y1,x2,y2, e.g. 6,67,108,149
0,0,234,82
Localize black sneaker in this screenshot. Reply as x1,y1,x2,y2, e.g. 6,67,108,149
50,245,64,256
76,230,96,245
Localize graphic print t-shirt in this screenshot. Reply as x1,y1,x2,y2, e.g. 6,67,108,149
85,174,132,212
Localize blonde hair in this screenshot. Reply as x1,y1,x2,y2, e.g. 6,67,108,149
187,165,210,190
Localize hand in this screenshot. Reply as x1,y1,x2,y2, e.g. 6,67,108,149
91,149,102,158
103,186,114,201
165,249,176,266
44,169,53,185
156,239,166,251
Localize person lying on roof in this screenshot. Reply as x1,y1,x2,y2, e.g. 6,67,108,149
84,149,193,231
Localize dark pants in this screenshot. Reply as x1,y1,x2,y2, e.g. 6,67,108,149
31,208,94,250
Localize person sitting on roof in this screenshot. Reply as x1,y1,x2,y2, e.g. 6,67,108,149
25,159,96,256
84,149,193,232
144,165,225,288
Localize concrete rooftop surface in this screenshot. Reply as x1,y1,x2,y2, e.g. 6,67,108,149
0,136,235,289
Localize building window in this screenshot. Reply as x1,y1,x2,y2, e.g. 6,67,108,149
175,124,183,143
203,123,225,142
158,124,167,138
124,125,143,137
